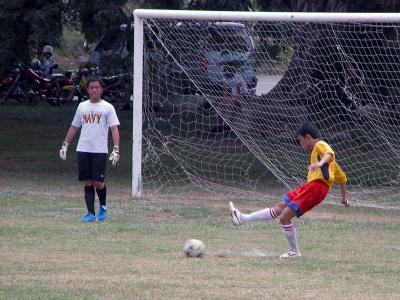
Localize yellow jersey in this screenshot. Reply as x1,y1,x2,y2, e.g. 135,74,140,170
307,140,347,188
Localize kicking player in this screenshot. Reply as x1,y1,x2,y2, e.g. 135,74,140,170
229,122,349,258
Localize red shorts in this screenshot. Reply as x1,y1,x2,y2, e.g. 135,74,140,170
283,180,329,217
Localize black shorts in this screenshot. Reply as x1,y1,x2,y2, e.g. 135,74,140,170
77,152,107,182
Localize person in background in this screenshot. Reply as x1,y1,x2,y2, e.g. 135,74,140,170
212,62,247,133
41,45,56,76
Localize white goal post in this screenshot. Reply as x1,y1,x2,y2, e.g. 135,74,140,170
132,9,400,206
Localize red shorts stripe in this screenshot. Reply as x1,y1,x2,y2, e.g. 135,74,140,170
283,180,329,217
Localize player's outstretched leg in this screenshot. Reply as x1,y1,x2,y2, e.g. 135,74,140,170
229,201,279,226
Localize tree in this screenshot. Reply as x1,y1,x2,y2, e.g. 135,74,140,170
187,0,252,11
141,0,183,9
69,0,129,43
0,0,63,78
256,0,400,12
70,0,184,45
251,0,290,11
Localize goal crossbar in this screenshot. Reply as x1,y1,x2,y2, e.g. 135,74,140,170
134,9,400,23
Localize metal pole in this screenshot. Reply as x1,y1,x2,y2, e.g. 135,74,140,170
134,9,400,23
132,14,144,198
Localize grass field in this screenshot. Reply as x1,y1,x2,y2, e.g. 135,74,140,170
1,103,400,299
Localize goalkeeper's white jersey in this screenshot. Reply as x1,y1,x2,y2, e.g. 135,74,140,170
71,100,120,153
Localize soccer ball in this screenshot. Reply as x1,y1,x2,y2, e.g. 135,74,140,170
183,239,206,257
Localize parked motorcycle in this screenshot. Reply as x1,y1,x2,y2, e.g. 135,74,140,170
0,63,35,104
0,62,73,105
59,67,90,105
58,66,132,106
101,72,132,104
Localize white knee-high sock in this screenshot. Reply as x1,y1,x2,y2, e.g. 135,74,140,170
282,223,299,253
240,207,278,223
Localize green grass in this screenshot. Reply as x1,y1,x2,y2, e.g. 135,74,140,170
1,194,400,299
1,104,400,299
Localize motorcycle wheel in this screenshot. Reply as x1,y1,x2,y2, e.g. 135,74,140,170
15,80,37,104
60,89,78,106
15,86,36,104
0,74,21,103
48,86,77,106
0,84,9,103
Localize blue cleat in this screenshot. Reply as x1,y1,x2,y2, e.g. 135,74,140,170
80,213,96,222
97,206,107,222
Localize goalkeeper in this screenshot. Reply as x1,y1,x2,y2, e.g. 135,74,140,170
229,122,349,258
59,77,121,222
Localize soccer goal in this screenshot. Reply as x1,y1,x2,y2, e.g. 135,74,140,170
132,10,400,207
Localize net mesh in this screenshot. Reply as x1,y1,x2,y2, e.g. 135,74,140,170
139,17,400,207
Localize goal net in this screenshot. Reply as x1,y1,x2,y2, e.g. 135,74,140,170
134,10,400,207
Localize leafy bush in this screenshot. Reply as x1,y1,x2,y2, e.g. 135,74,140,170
58,28,85,59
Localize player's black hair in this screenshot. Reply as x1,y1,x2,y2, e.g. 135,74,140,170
86,76,104,88
296,122,320,139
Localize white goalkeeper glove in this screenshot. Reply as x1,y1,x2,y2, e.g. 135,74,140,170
59,141,69,160
109,145,120,166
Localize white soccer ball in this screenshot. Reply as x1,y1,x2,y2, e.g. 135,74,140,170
183,239,206,257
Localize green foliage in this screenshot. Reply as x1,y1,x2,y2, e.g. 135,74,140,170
0,0,398,80
188,0,252,10
277,41,294,62
58,28,85,59
0,0,63,78
0,1,29,76
252,0,290,11
275,0,400,12
26,0,64,51
345,0,400,12
141,0,183,9
271,33,294,62
69,0,129,43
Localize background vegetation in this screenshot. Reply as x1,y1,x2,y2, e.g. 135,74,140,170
1,0,399,78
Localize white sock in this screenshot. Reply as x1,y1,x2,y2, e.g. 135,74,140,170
282,223,299,253
240,207,278,224
101,205,107,210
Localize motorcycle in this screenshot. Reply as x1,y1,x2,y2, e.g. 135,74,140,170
59,67,90,105
101,72,132,104
0,63,35,104
0,62,73,105
58,66,132,106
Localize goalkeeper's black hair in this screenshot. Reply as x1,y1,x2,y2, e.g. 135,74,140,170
86,76,104,88
296,122,320,139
